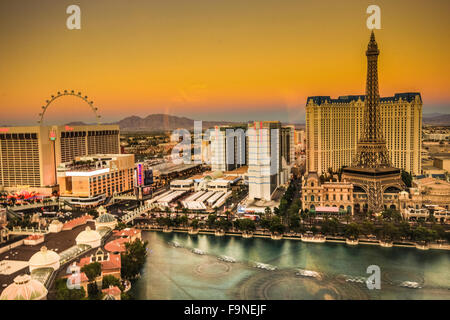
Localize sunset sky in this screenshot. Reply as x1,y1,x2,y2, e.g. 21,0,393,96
0,0,449,125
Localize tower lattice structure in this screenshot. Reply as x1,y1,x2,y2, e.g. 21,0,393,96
352,31,391,168
342,31,405,214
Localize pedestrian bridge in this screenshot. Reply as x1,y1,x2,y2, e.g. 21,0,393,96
121,203,152,223
112,195,138,201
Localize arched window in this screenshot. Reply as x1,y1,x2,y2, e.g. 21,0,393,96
311,195,315,202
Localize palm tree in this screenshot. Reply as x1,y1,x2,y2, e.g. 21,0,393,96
264,207,272,217
344,223,360,240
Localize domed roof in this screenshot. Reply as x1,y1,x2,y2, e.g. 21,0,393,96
96,212,117,223
0,274,48,300
29,246,60,268
76,226,101,243
50,219,63,225
97,206,107,215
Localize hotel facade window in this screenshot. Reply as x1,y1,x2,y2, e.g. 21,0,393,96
305,94,422,175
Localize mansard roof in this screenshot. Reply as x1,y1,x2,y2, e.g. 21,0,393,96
307,92,421,106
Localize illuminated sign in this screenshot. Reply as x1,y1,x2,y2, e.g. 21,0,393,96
65,125,74,131
49,130,57,141
0,128,10,133
137,163,143,186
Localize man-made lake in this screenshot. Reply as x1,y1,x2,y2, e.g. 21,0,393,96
131,231,450,300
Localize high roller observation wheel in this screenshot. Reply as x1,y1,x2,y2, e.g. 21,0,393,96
37,90,101,125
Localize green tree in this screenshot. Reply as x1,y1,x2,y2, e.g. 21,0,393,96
87,282,102,300
431,224,446,240
379,222,399,241
321,218,340,236
344,223,361,240
81,262,102,283
55,278,86,300
398,221,412,240
381,209,402,223
80,262,102,300
190,219,199,229
235,219,256,232
156,217,172,227
217,218,232,231
102,275,125,291
259,217,271,230
268,216,285,234
121,239,149,280
273,207,280,216
360,221,375,236
412,226,437,244
115,222,128,231
207,214,217,229
179,215,188,227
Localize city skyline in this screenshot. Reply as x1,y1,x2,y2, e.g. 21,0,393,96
0,0,449,125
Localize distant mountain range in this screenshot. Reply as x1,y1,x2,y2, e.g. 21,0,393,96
115,114,240,132
422,113,450,125
68,114,240,132
65,112,449,131
66,114,305,131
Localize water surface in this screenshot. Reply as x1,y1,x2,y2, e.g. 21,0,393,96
131,232,450,300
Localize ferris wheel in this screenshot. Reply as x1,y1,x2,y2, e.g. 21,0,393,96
37,90,101,125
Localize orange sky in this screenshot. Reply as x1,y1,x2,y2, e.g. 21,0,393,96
0,0,449,125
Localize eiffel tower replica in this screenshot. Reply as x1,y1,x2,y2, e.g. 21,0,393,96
342,31,405,213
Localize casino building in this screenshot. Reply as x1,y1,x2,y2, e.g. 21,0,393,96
305,94,422,176
0,124,120,193
57,154,135,206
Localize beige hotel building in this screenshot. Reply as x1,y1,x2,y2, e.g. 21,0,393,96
0,125,120,192
305,93,422,176
57,154,134,206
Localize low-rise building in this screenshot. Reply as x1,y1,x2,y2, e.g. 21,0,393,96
302,172,403,215
78,248,121,280
399,177,450,213
57,154,135,206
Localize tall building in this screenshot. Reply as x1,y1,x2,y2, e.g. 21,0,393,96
210,125,248,172
0,125,120,190
247,121,294,201
56,125,120,164
303,32,407,214
306,93,422,175
57,154,134,206
341,31,405,213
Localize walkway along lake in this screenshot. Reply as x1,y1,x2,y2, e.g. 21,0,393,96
130,231,450,300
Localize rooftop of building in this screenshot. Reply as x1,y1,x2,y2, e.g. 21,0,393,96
102,285,121,297
78,250,121,270
307,92,422,106
0,124,119,134
104,237,128,253
76,154,133,161
0,221,96,289
414,177,450,189
224,166,248,175
112,228,141,239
